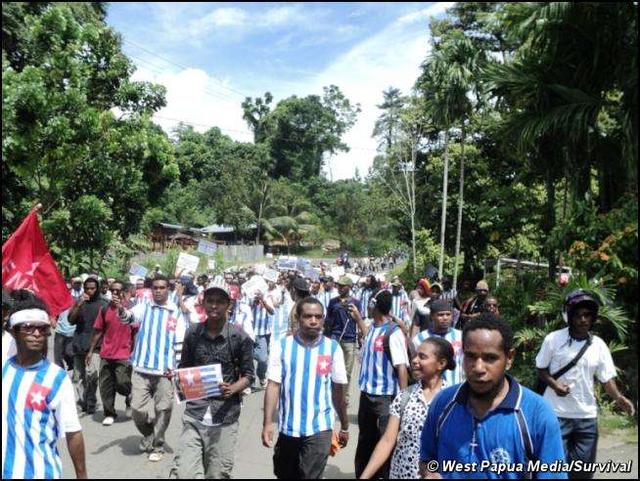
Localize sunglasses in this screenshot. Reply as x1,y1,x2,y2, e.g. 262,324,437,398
17,324,51,336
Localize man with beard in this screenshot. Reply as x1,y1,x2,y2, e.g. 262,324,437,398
458,280,490,330
174,287,255,478
419,313,567,479
69,276,107,415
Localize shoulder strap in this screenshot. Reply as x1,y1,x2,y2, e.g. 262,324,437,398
550,333,592,380
515,409,534,479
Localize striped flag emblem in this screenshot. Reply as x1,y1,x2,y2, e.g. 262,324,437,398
175,364,223,402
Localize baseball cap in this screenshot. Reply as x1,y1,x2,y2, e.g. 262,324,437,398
430,299,452,314
476,280,489,291
202,286,231,301
392,278,402,287
293,277,310,293
337,276,353,287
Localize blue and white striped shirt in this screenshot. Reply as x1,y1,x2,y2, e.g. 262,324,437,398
271,293,293,343
358,288,375,318
252,302,272,337
391,290,410,324
359,322,410,396
412,328,464,387
228,302,255,341
317,289,339,314
2,358,81,479
267,335,347,437
129,301,185,375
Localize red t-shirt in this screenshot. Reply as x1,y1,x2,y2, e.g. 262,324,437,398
93,305,135,361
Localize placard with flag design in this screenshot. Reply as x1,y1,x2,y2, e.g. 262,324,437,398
175,364,223,402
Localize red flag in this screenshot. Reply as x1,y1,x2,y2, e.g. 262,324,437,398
2,208,73,317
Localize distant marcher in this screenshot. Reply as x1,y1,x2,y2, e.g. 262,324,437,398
251,290,275,390
287,277,311,334
409,279,432,338
440,277,458,305
482,296,500,316
457,280,490,330
412,299,464,387
262,297,349,479
68,277,107,414
53,307,76,371
325,276,360,404
535,290,635,479
360,337,454,479
419,313,567,479
2,296,87,479
390,279,411,330
86,280,134,426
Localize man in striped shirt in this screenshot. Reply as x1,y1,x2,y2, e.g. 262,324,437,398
351,289,410,479
251,290,274,390
262,297,349,479
412,299,464,387
390,279,410,329
2,296,87,479
121,275,186,462
357,275,378,319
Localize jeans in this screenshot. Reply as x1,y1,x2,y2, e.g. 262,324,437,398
559,417,598,479
131,370,174,454
273,430,332,479
99,359,132,418
254,334,271,383
175,416,239,479
355,392,394,479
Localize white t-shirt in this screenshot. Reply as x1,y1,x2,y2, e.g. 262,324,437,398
535,327,617,419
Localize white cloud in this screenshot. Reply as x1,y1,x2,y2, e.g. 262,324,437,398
275,3,455,180
125,3,455,180
131,65,254,143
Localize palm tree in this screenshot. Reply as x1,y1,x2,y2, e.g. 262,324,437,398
418,29,481,286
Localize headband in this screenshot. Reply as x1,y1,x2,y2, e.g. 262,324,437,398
9,309,50,328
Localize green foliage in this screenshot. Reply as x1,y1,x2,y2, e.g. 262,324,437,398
2,2,177,260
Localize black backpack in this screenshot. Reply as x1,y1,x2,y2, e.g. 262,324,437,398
382,321,418,386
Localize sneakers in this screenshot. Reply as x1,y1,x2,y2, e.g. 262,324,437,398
102,416,115,426
148,451,164,462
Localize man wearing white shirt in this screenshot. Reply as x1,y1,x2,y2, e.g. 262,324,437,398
536,289,634,479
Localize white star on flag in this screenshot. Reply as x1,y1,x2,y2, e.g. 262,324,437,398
318,360,328,371
30,390,45,407
185,370,195,386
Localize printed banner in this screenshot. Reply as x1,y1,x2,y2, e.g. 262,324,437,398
175,364,223,402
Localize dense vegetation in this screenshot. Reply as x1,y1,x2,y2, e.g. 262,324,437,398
2,3,637,397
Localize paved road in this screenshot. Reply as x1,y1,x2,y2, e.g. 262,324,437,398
57,355,638,479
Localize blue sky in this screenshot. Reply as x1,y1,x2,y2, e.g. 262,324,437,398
106,2,453,179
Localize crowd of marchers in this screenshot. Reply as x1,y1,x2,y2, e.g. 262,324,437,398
2,262,635,480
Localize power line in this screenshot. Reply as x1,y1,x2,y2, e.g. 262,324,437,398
126,53,237,103
123,38,249,100
153,115,379,152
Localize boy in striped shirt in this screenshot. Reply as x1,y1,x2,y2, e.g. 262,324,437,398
251,290,274,389
121,275,187,462
262,297,349,479
351,289,410,479
412,299,464,387
2,297,87,479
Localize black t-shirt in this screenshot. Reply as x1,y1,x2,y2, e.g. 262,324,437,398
72,298,108,354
